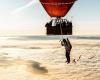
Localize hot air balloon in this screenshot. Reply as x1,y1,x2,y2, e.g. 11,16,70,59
39,0,76,35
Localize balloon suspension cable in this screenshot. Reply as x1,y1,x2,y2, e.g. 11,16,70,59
59,18,63,39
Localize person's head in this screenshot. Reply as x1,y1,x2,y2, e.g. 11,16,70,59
63,39,67,43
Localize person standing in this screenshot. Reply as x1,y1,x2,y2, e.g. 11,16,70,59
61,38,72,63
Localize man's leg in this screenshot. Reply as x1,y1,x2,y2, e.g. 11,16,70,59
66,52,70,63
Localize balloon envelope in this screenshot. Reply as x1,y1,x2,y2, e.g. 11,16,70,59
40,0,76,17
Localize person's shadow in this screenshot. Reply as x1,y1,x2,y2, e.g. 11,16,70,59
28,61,48,74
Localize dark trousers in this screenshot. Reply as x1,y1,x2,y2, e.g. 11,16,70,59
66,52,70,63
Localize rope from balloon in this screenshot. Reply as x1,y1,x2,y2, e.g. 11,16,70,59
59,18,64,39
54,18,64,40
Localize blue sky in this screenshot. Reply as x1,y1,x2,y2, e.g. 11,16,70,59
0,0,100,36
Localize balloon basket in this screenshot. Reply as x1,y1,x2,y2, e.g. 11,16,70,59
45,18,73,35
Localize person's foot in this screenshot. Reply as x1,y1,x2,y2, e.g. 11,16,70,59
66,61,70,64
67,62,70,64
